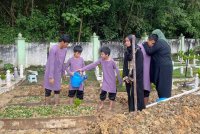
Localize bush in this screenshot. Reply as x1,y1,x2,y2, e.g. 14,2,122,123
3,63,14,72
74,98,83,107
0,74,6,80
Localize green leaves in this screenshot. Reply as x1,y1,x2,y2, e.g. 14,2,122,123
0,105,94,119
0,0,200,43
62,13,81,26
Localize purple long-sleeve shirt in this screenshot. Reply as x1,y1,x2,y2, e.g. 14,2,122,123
65,57,85,91
139,43,151,92
81,58,122,93
44,45,67,91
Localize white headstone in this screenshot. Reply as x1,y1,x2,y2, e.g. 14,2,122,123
95,66,99,77
0,76,2,86
187,59,190,65
178,56,180,61
195,73,199,88
6,70,11,86
180,66,184,75
14,67,19,79
190,67,193,77
193,59,196,66
20,65,24,78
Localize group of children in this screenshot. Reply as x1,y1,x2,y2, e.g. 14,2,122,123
44,34,122,111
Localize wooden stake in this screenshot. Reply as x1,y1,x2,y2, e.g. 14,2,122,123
130,35,137,112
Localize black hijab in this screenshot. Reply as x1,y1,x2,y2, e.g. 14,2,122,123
125,35,140,61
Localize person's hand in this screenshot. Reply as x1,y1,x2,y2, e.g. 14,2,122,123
49,78,54,85
123,76,130,83
70,72,74,76
77,69,83,72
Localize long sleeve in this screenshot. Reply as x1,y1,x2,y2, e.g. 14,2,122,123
143,42,162,55
48,48,56,79
82,58,85,68
123,52,129,78
136,50,144,82
65,58,72,75
113,61,122,84
82,59,101,71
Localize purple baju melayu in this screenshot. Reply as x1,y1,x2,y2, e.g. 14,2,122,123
81,58,122,93
44,45,67,91
65,57,85,91
139,43,151,92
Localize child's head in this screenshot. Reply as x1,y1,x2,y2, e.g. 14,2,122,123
59,34,71,48
73,45,83,58
100,46,110,59
147,34,158,47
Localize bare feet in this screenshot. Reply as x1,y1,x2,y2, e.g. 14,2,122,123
69,98,74,105
108,107,113,111
97,101,104,111
98,103,104,110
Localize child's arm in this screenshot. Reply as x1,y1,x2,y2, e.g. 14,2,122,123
65,58,73,76
113,60,122,85
79,59,101,72
48,48,56,79
143,41,162,55
82,58,86,75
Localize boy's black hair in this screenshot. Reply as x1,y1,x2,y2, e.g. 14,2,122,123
100,46,110,56
59,34,71,43
73,45,83,53
148,34,158,42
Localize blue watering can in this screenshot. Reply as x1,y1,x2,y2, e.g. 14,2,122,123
71,72,87,88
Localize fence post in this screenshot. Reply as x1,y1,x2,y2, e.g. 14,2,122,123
179,33,185,52
91,33,100,62
16,33,26,68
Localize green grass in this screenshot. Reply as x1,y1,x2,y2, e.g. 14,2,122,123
173,67,198,78
0,105,94,119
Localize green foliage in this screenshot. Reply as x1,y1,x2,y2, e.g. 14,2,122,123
16,8,60,42
0,74,6,80
178,50,197,61
0,0,200,44
74,98,83,107
0,25,18,44
26,65,45,74
0,105,94,119
3,63,14,72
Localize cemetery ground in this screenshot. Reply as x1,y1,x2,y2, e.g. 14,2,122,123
0,62,200,134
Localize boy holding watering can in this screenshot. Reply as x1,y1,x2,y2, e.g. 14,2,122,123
78,46,122,111
65,45,85,104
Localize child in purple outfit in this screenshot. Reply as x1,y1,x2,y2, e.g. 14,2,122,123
65,45,85,104
79,46,122,111
44,34,70,105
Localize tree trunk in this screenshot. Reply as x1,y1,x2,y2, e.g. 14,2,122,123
31,0,34,16
78,17,83,42
132,35,137,112
10,0,16,26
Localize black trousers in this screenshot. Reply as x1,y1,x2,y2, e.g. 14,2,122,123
125,83,145,112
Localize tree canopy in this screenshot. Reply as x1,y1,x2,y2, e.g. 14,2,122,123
0,0,200,44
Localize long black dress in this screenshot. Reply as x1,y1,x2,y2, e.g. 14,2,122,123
123,45,145,112
143,39,173,98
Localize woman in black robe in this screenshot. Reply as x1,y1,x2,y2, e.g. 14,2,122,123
123,35,145,112
143,34,172,98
